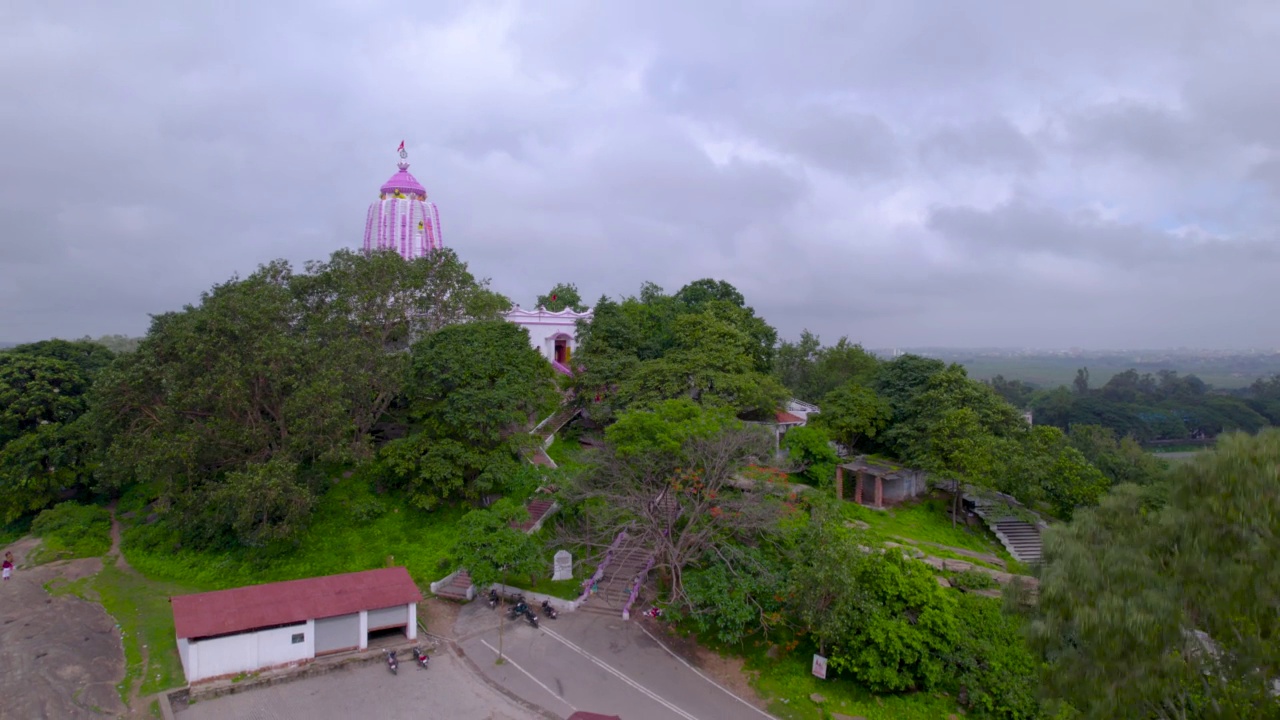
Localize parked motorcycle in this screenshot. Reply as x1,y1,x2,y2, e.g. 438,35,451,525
412,646,429,670
385,649,399,675
525,610,539,629
509,595,529,621
541,599,559,620
487,588,500,609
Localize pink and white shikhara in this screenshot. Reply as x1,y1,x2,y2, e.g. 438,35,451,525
362,143,444,260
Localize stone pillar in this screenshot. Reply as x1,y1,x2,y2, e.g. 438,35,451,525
854,472,865,506
875,477,884,508
835,466,844,501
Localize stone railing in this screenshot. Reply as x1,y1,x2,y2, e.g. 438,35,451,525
578,529,628,605
621,552,657,621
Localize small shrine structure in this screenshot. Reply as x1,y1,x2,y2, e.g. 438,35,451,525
505,305,593,376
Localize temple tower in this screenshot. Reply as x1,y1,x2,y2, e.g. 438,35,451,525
362,143,444,260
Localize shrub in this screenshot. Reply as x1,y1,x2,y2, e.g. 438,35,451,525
944,594,1042,719
952,569,999,591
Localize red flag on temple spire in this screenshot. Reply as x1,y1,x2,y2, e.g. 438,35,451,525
551,294,558,302
397,140,405,152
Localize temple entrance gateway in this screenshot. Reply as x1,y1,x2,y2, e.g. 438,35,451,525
554,336,570,365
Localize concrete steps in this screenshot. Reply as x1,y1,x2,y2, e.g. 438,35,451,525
577,544,653,617
436,570,473,601
512,498,556,533
992,519,1042,563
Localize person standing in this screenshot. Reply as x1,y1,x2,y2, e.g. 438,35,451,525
2,551,13,581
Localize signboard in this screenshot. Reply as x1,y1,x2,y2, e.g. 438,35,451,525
811,654,828,679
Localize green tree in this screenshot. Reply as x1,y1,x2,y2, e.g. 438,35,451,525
814,382,893,453
451,499,544,586
1010,425,1109,519
8,338,117,378
381,320,556,509
1031,430,1280,718
613,311,786,417
0,353,90,445
918,407,999,526
774,332,881,403
780,424,840,487
536,282,587,312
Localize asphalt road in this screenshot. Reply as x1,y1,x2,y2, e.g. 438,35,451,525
454,603,777,720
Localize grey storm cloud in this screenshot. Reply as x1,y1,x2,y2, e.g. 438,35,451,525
3,0,1280,350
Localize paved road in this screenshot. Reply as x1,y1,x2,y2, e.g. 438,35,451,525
175,650,541,720
454,603,776,720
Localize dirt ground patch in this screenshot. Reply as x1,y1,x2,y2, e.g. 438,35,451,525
638,616,772,712
420,596,463,638
0,537,127,719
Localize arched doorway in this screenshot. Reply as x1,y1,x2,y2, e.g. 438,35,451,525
552,334,571,365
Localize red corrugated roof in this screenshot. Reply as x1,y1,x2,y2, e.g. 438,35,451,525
775,411,805,424
171,567,422,640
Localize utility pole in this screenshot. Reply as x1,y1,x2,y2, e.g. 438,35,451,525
496,565,508,665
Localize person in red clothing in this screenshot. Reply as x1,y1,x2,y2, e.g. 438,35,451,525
2,551,13,581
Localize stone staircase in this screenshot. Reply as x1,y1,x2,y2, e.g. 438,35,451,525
513,498,557,533
533,405,581,442
968,495,1044,564
577,543,654,617
434,569,473,601
991,518,1042,563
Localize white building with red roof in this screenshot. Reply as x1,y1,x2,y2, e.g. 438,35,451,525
171,567,422,683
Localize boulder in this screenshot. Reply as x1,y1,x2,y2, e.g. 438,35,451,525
936,576,952,588
942,559,973,572
810,693,826,704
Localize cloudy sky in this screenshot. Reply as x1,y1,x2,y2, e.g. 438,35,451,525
3,1,1278,349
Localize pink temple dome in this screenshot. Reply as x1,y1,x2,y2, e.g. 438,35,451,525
363,147,444,260
380,161,428,197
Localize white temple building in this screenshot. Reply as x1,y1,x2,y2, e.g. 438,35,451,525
504,305,593,376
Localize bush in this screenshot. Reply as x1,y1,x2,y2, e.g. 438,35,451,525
944,594,1042,719
30,501,112,561
952,569,999,591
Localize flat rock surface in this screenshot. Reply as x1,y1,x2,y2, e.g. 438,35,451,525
0,538,127,719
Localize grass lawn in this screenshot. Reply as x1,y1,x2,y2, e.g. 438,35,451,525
121,472,466,591
839,495,1023,571
546,435,588,468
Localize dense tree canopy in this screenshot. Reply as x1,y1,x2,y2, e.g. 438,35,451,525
572,280,785,419
535,282,587,312
1030,429,1280,717
378,320,556,510
89,250,507,546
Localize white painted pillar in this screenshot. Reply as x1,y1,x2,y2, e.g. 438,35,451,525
407,603,418,640
358,610,369,650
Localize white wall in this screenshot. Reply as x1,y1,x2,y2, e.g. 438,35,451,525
504,308,592,363
185,621,314,683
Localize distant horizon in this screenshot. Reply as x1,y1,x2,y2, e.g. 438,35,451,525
3,335,1277,357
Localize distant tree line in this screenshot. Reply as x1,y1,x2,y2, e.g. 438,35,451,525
979,366,1278,443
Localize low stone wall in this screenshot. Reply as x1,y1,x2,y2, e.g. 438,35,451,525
487,583,579,613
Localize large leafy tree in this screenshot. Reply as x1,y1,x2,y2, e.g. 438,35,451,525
451,498,545,586
1031,430,1280,718
92,249,505,546
0,353,90,445
775,331,882,403
7,339,117,378
567,400,779,603
379,320,556,509
612,311,787,417
535,282,587,312
0,350,99,521
814,382,893,454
